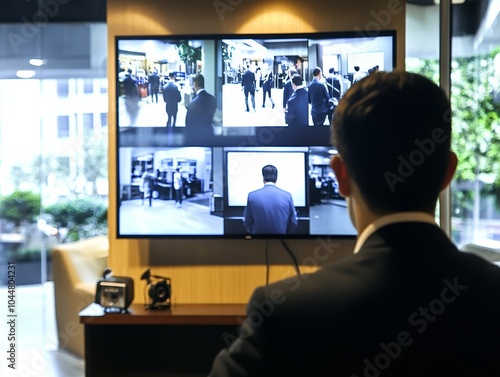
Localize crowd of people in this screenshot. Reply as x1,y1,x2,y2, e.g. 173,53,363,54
121,64,379,130
121,69,216,131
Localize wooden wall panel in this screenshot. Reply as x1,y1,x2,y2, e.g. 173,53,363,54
107,0,406,304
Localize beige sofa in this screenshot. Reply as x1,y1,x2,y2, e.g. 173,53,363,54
461,240,500,264
51,235,108,358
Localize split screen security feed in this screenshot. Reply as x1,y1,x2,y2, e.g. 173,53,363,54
116,31,396,238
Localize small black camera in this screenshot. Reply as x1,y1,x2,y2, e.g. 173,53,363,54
141,269,171,310
95,269,134,313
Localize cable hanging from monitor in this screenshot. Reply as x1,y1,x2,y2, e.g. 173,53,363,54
280,239,301,276
265,240,270,285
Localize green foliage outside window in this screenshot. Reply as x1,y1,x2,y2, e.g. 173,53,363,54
406,49,500,217
44,198,107,242
0,190,41,229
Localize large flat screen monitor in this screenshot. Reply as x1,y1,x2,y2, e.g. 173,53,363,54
116,31,396,239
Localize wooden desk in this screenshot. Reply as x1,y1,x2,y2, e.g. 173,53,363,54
80,303,246,377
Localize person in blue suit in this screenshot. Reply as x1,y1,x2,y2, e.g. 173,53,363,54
185,74,216,132
162,72,182,126
241,65,256,112
308,66,330,126
284,74,308,128
243,165,297,235
209,71,500,376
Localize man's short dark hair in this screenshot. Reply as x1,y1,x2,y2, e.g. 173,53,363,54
354,66,360,72
329,68,335,74
291,74,302,86
169,72,175,79
312,67,322,77
262,165,278,183
332,71,452,214
193,74,205,88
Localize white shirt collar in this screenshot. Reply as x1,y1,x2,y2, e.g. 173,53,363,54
353,212,438,254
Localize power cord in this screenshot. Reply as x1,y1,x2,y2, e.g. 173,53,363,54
280,239,301,276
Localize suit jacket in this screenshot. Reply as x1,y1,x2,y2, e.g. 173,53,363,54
122,75,138,97
209,222,500,376
308,78,330,115
148,73,160,91
241,69,256,90
162,81,181,113
285,87,308,127
282,80,294,108
262,73,273,90
185,89,216,128
243,184,297,234
326,75,341,99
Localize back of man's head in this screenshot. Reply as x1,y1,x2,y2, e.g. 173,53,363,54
312,67,322,77
262,165,278,183
332,71,452,214
193,74,205,89
291,74,302,87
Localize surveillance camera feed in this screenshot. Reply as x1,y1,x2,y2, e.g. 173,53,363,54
116,31,396,238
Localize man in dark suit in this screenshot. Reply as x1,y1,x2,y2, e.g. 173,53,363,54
185,74,216,134
209,71,500,376
162,72,181,126
241,65,256,112
325,68,342,123
243,165,297,235
284,74,308,128
282,69,297,110
148,69,161,104
308,66,330,126
122,68,140,126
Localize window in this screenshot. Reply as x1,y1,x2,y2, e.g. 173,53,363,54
83,113,94,134
83,79,94,94
100,112,107,127
57,115,70,138
0,24,109,286
406,3,500,249
57,80,69,97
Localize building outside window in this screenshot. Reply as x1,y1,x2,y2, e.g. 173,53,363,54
0,22,108,280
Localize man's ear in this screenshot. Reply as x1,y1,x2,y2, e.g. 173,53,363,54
440,151,458,191
330,154,351,197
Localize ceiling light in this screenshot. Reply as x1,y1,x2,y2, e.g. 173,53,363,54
16,70,36,79
29,58,47,66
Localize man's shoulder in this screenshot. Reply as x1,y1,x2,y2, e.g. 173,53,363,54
295,87,307,96
248,186,265,196
248,185,275,198
265,185,293,198
309,80,322,89
164,82,177,89
199,90,216,106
